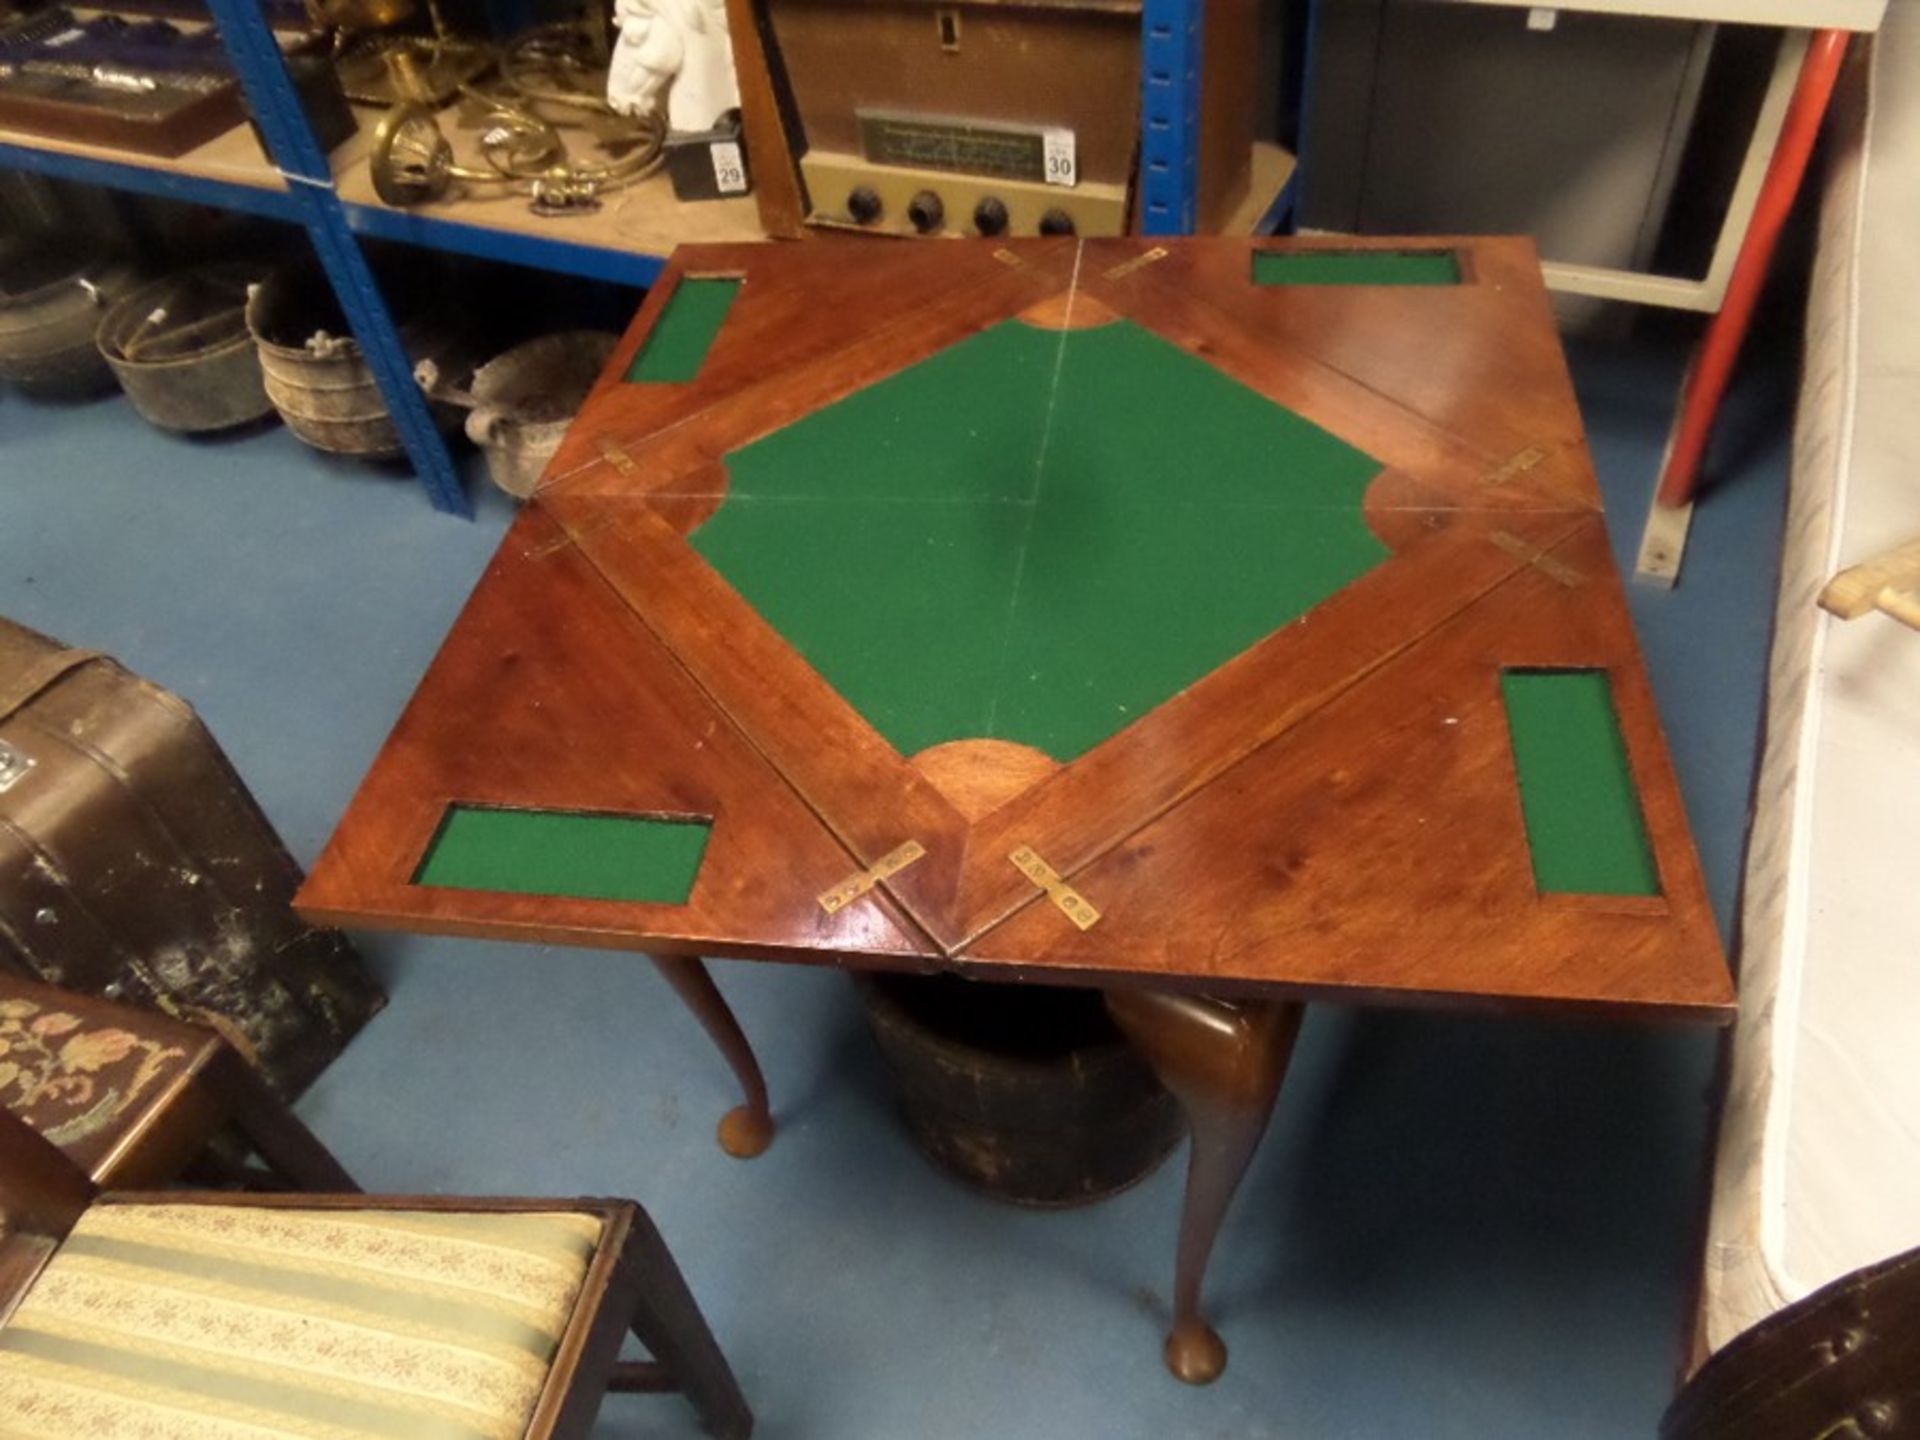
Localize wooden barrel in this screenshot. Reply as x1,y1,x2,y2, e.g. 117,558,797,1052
856,973,1183,1207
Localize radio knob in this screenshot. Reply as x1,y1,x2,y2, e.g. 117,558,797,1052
907,190,945,234
973,196,1009,237
847,186,883,225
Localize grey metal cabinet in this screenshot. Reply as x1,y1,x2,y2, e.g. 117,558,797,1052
1303,0,1713,275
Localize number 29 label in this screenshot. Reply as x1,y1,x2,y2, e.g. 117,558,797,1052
710,141,748,195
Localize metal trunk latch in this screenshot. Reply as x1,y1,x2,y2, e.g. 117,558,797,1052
0,738,33,792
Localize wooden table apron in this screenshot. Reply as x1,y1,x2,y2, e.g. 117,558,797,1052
297,236,1736,1386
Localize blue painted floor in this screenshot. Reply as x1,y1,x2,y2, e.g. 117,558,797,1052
0,324,1790,1439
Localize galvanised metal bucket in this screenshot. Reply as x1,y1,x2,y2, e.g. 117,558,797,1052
97,264,275,434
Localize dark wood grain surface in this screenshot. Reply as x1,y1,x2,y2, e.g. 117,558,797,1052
299,236,1732,1023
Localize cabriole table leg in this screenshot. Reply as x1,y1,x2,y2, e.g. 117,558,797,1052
649,955,775,1159
1106,990,1305,1384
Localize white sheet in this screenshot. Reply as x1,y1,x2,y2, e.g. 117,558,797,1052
1704,0,1920,1351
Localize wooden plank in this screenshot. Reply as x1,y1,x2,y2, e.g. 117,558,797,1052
1637,496,1696,586
0,115,284,191
1818,535,1920,621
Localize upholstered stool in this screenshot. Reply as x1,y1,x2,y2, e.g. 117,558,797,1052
0,1110,752,1439
0,1203,601,1438
0,971,354,1191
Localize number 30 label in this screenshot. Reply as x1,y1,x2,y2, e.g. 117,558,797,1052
710,141,748,194
1042,129,1077,188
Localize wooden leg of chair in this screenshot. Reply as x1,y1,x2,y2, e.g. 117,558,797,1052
211,1049,360,1193
649,955,774,1159
1106,991,1305,1385
617,1209,754,1440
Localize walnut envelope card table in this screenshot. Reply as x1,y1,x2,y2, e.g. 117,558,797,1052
298,237,1736,1385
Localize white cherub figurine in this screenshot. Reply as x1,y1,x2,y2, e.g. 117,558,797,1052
606,0,741,135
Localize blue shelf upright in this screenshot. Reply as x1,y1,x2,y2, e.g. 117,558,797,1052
4,0,1222,515
204,0,472,518
1138,0,1205,236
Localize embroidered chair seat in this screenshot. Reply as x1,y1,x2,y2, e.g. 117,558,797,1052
0,987,204,1178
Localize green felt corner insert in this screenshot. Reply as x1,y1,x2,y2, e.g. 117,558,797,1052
414,806,712,904
696,317,1388,761
1252,250,1462,287
626,278,740,383
1501,670,1659,897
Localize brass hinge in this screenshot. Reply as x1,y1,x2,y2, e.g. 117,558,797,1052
1008,845,1101,930
596,436,638,475
1483,445,1550,487
1103,246,1168,281
818,840,927,916
1492,530,1582,587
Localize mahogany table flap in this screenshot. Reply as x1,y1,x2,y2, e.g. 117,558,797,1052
542,240,1081,497
299,237,1732,1026
964,520,1732,1019
298,505,929,964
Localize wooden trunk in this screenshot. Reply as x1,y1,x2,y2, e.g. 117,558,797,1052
857,974,1182,1207
0,617,383,1097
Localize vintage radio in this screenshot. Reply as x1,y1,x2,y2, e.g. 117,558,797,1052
764,0,1150,239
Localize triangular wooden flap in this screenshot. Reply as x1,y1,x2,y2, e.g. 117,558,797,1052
938,508,1588,951
541,488,977,950
962,519,1732,1019
1079,235,1601,512
297,505,931,962
543,239,1081,496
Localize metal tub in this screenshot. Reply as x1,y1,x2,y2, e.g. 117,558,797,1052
96,264,275,434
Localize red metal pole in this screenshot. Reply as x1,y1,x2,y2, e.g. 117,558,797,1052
1656,29,1852,511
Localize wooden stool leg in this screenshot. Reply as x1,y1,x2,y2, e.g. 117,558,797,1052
1106,991,1305,1385
210,1049,360,1193
615,1209,755,1440
649,956,775,1159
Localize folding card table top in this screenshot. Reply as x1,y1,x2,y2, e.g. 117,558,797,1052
299,236,1735,1383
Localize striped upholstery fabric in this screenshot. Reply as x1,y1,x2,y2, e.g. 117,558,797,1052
0,1203,603,1440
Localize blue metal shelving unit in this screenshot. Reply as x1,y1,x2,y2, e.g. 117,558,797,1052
339,203,670,289
0,142,300,222
1137,0,1205,235
1,0,1215,513
208,0,470,516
